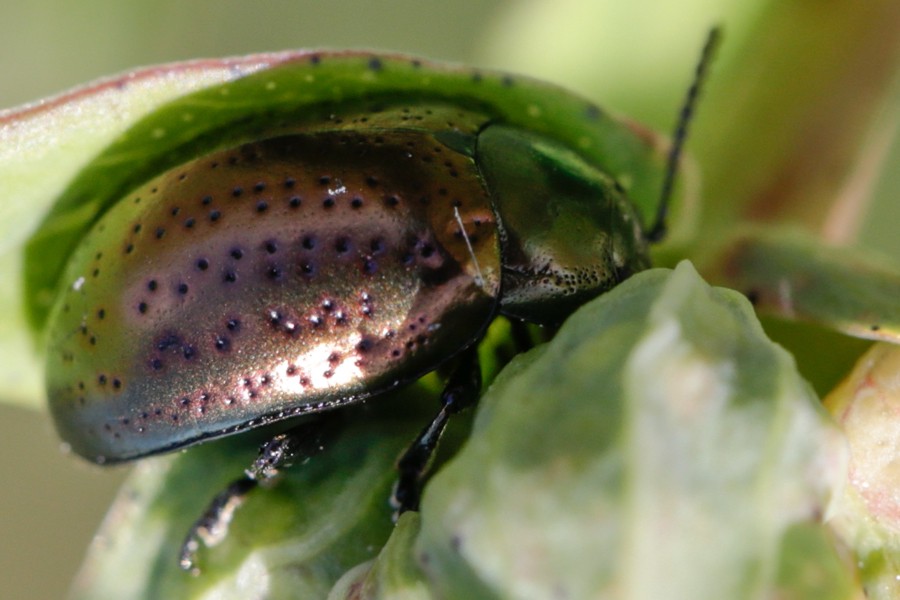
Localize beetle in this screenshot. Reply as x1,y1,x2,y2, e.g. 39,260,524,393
28,31,719,571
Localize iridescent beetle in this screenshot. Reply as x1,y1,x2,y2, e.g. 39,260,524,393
27,31,718,570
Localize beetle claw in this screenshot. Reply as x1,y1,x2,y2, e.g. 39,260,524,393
178,540,201,576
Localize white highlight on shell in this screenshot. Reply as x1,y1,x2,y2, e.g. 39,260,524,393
275,336,366,394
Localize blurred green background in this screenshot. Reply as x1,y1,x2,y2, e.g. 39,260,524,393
1,1,897,598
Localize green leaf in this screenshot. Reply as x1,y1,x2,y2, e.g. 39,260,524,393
64,264,853,598
774,523,858,600
327,513,434,600
414,262,849,599
704,227,900,343
68,385,447,600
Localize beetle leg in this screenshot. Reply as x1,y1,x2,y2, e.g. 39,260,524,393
179,418,332,574
392,345,482,514
510,318,535,353
179,477,257,574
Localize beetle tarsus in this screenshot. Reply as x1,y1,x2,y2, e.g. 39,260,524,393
179,418,334,573
392,346,482,514
179,477,258,574
247,428,324,480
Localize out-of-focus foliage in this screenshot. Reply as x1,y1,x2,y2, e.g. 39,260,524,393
3,0,899,598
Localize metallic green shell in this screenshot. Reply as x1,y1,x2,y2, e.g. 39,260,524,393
46,106,500,462
477,125,650,324
32,50,667,462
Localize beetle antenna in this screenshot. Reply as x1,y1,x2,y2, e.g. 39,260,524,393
646,26,721,243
